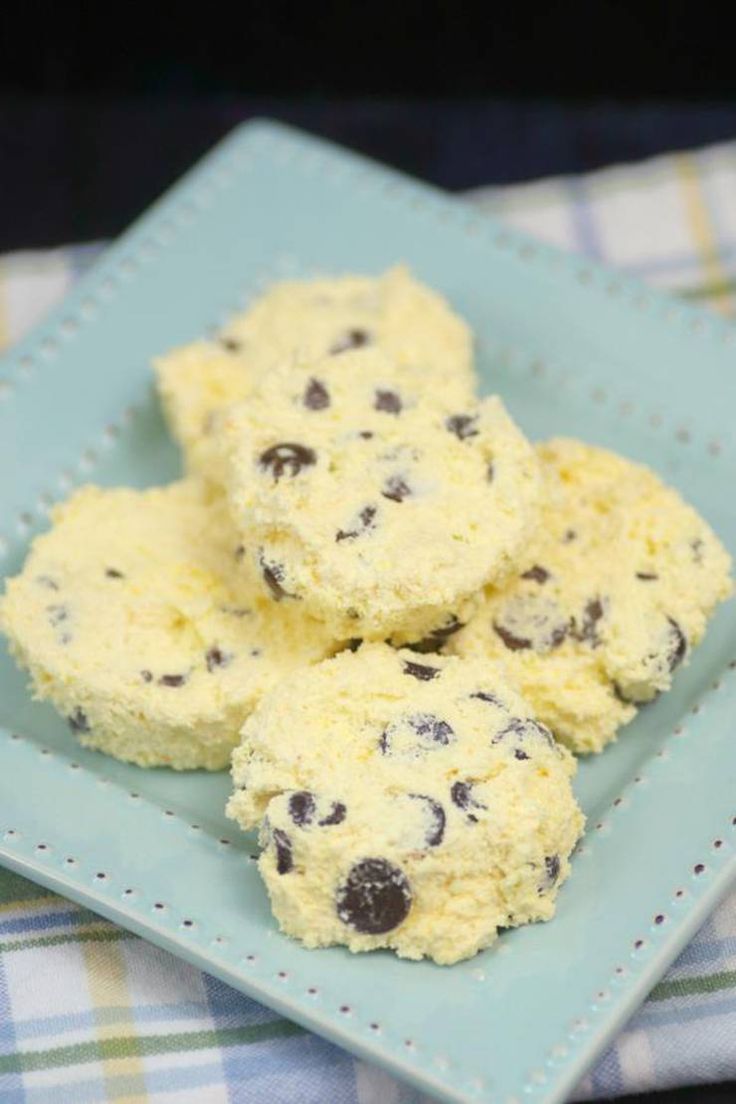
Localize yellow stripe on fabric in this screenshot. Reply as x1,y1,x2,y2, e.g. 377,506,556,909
82,938,149,1102
675,153,734,316
0,895,61,916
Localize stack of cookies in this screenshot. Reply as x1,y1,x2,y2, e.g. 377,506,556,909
2,266,731,964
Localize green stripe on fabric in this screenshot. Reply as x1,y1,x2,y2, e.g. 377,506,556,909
680,276,736,301
650,969,736,1002
0,926,133,955
0,1020,303,1074
0,869,57,905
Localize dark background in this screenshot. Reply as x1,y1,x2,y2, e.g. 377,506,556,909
1,5,735,1101
1,1,736,251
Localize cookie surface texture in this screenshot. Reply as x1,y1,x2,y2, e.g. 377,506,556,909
221,350,541,642
154,265,475,476
0,481,335,769
452,438,732,753
227,644,584,964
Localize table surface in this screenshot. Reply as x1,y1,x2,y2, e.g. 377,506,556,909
2,96,735,1104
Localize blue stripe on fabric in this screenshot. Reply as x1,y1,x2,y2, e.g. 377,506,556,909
218,1034,359,1104
0,1079,27,1104
0,911,83,938
0,954,24,1101
566,176,605,259
645,1019,736,1081
20,1062,223,1104
199,969,234,1100
667,936,736,973
201,974,287,1030
589,1038,626,1099
631,989,736,1030
12,1001,214,1042
65,242,107,279
201,973,357,1104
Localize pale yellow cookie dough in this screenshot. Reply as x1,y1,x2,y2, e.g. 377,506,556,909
154,265,475,476
227,644,584,964
452,438,733,754
0,481,335,770
220,349,541,642
154,341,255,478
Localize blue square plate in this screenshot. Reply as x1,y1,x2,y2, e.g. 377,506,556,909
1,121,735,1104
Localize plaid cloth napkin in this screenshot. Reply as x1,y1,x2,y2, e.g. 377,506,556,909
1,142,736,1104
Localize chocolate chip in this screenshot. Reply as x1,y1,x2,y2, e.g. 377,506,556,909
493,623,531,651
343,638,363,653
450,781,473,810
612,682,637,705
219,336,242,352
304,378,330,410
546,854,561,882
330,329,371,355
494,596,568,653
470,689,506,708
636,572,659,581
374,389,402,414
159,674,186,687
563,529,577,543
259,553,294,601
105,568,124,579
336,505,377,543
46,604,68,627
381,475,411,503
205,647,231,672
450,781,486,822
406,615,464,654
521,565,549,584
319,801,347,826
493,716,556,756
667,617,687,671
574,597,605,646
380,712,455,756
358,430,374,440
540,854,561,892
403,660,440,681
445,413,479,440
272,829,293,875
262,561,286,599
141,670,153,683
614,617,687,704
288,791,316,827
691,538,705,564
35,575,59,590
259,442,316,481
68,707,90,733
430,614,463,641
408,794,446,847
336,858,411,934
